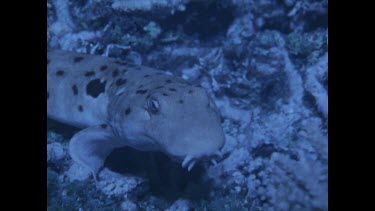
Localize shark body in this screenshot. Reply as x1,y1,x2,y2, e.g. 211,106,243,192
47,50,225,179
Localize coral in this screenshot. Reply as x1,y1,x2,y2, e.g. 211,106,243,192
143,21,162,39
245,150,327,210
97,169,144,196
221,147,250,173
223,14,253,59
120,200,138,211
49,0,75,35
58,30,102,52
304,53,328,118
112,0,189,13
196,187,250,211
145,46,212,79
47,175,124,210
222,30,293,110
206,42,327,210
286,29,328,66
48,0,75,48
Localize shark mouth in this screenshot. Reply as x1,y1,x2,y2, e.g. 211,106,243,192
181,152,223,172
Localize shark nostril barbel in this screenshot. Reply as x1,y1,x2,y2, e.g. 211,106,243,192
182,155,195,168
187,160,196,171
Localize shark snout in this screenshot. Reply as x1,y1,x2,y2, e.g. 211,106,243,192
170,133,225,171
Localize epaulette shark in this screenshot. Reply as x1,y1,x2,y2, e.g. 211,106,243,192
47,49,225,180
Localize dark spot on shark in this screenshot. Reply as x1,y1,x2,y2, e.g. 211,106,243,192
86,78,106,98
163,93,168,96
112,69,119,77
121,68,128,73
56,70,64,76
144,74,150,78
74,56,84,63
138,84,144,89
136,89,148,95
72,85,78,95
166,79,172,84
155,86,164,89
100,65,108,71
100,124,108,129
169,88,177,91
78,105,83,112
188,90,193,94
84,71,95,77
179,99,184,104
116,78,127,86
125,107,131,115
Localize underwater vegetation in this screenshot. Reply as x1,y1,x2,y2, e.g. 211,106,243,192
47,0,328,210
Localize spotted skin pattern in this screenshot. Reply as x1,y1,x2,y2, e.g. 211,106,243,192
47,50,225,179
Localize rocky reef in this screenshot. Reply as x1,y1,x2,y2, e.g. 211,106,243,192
47,0,328,210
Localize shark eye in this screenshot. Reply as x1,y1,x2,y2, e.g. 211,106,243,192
147,98,160,114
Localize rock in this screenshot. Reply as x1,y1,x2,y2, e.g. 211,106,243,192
49,22,73,37
65,163,92,182
126,51,142,65
182,64,201,81
47,143,66,161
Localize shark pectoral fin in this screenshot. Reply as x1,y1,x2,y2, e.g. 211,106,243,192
69,125,120,182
